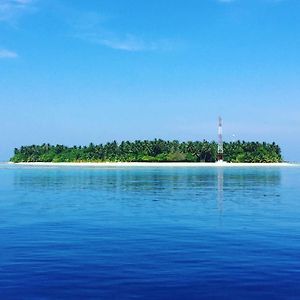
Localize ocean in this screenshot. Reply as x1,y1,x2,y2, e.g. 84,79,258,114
0,164,300,299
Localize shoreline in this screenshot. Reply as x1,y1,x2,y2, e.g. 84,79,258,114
8,162,298,168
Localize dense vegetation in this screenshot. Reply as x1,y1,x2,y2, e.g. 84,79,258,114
11,140,282,163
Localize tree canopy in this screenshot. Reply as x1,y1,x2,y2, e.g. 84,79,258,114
10,140,282,163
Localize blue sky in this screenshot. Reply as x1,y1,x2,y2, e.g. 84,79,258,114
0,0,299,161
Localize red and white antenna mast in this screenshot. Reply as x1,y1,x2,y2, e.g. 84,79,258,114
217,116,224,162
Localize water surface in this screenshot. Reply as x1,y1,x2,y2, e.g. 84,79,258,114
0,165,300,299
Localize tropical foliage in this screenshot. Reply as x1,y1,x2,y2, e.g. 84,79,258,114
11,140,282,163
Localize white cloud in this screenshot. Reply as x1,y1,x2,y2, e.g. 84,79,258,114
0,0,34,22
0,48,18,58
96,35,149,52
70,12,175,52
15,0,32,4
78,31,174,52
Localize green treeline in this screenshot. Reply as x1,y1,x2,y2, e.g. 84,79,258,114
11,140,282,163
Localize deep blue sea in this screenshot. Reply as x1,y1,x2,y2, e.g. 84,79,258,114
1,164,300,300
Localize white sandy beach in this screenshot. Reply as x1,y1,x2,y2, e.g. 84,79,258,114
10,162,298,168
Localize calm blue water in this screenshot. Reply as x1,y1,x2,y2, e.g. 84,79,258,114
1,164,300,299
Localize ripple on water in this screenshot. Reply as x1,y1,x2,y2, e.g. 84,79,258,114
0,166,300,299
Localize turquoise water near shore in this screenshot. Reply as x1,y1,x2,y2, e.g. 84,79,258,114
0,164,300,299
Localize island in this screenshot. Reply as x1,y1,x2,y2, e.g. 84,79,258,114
10,140,282,163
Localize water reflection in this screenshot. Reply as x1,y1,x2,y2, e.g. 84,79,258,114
13,167,282,206
217,169,224,215
4,166,300,300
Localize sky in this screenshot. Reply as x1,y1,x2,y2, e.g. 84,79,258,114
0,0,299,161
